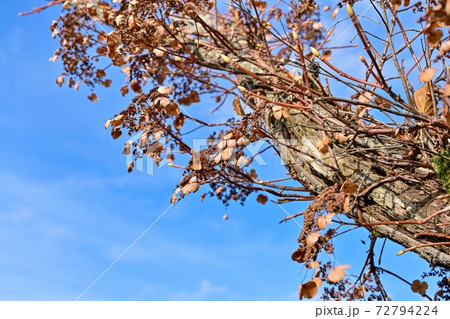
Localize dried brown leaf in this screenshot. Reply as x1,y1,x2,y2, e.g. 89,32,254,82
127,161,134,173
111,127,122,139
411,280,428,295
327,264,351,283
87,93,98,102
317,216,326,230
427,29,443,47
331,8,339,20
272,104,282,120
173,115,184,130
419,68,438,83
414,83,435,115
215,186,225,194
317,136,331,153
306,232,321,247
158,86,173,95
341,180,358,194
343,196,351,213
182,182,200,195
221,147,233,161
299,278,322,299
165,103,180,116
232,95,245,116
256,194,268,205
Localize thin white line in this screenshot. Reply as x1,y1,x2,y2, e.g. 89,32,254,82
75,203,175,300
328,5,372,50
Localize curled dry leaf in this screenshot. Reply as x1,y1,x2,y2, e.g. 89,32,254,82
324,213,335,225
154,131,164,140
223,132,234,140
221,147,234,161
419,68,438,83
341,180,358,194
87,93,99,102
181,182,200,195
191,153,202,171
317,136,331,153
122,142,131,155
323,50,332,60
317,216,326,230
189,176,197,184
222,213,228,220
170,187,181,203
226,139,236,148
327,264,351,283
439,40,450,57
331,8,339,20
217,140,227,151
104,119,111,129
236,155,250,167
166,154,175,163
157,86,173,95
110,114,124,127
127,161,134,173
413,82,435,116
232,95,245,116
291,249,306,263
256,194,268,205
299,278,322,299
120,84,129,96
111,127,122,139
56,75,64,87
165,103,180,116
334,133,349,144
426,29,443,47
307,261,320,269
306,232,321,247
213,153,222,164
237,136,250,147
215,186,225,194
157,96,171,107
343,196,351,213
173,115,184,130
272,104,283,120
358,91,372,103
411,279,428,295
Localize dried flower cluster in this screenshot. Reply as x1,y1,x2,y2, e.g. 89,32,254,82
25,0,450,300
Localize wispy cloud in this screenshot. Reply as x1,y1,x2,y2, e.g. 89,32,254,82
171,279,228,300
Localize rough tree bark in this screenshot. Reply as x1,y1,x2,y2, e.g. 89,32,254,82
273,106,450,268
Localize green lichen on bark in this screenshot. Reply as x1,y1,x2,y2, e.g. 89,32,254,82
432,148,450,193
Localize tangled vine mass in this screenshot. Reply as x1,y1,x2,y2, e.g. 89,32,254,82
24,0,450,300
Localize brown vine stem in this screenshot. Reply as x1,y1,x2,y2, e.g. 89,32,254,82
415,233,450,240
397,242,450,256
18,0,64,16
376,266,433,301
240,88,310,110
315,52,382,88
343,206,450,228
348,4,388,89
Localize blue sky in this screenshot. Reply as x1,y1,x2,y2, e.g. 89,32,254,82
0,0,437,301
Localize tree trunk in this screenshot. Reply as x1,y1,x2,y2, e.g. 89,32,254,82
272,108,450,268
